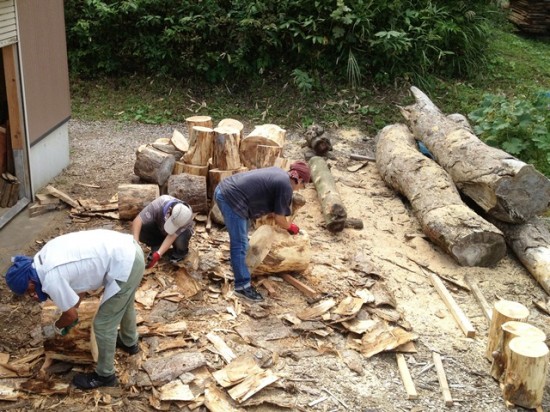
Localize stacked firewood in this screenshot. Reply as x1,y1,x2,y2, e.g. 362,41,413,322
507,0,550,35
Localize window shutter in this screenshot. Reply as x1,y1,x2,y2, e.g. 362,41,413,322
0,0,17,48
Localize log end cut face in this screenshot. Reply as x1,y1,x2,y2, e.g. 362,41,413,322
451,231,507,267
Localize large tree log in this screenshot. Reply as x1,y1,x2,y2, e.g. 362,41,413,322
488,217,550,294
246,225,311,275
118,183,160,220
502,337,549,409
134,145,176,186
239,124,285,169
212,127,241,170
401,86,550,223
485,300,529,361
167,173,208,214
304,124,332,155
376,123,506,267
217,118,244,145
182,126,215,166
185,115,213,147
42,300,99,365
308,156,347,233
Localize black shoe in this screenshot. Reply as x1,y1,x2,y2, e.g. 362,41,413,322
234,286,264,302
116,336,140,355
72,372,118,390
169,250,188,264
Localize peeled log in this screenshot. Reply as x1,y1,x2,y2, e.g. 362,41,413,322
118,183,160,220
212,127,241,170
489,217,550,294
503,337,549,409
185,115,213,147
376,123,506,267
167,173,208,214
247,225,311,275
134,145,176,186
182,126,215,166
485,300,530,361
217,118,244,145
240,124,285,169
308,156,347,233
401,86,550,223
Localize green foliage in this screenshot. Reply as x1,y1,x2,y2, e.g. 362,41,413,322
468,92,550,174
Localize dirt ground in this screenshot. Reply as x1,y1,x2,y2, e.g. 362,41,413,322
0,119,549,411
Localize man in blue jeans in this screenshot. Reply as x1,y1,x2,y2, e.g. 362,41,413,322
214,161,311,302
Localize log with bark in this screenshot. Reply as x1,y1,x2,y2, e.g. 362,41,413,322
167,173,208,214
308,156,347,233
217,118,244,145
118,183,160,220
182,126,215,166
303,124,332,156
185,115,213,147
173,161,209,178
376,123,506,267
488,217,550,294
246,225,311,275
134,145,176,186
212,126,241,170
401,86,550,223
239,124,286,169
255,145,282,169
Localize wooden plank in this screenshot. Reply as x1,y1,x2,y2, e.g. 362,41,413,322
427,271,476,338
206,332,236,364
44,185,79,208
433,352,453,407
281,274,318,298
465,275,492,324
396,353,418,400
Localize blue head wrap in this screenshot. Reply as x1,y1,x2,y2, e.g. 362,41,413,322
5,256,48,301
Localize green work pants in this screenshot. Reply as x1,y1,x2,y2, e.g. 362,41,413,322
94,241,144,376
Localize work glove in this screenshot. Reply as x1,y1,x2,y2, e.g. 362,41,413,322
146,251,161,269
287,223,300,235
43,318,79,338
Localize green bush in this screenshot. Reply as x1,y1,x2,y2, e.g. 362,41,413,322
468,91,550,175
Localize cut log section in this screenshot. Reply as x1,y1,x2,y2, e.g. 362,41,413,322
255,145,282,169
167,173,208,214
208,167,248,199
246,225,311,275
173,161,209,178
185,115,213,147
182,126,215,166
134,145,176,186
304,124,332,156
118,183,160,220
485,300,530,361
212,127,241,170
376,123,506,267
171,129,189,152
502,337,549,409
239,124,285,169
401,86,550,223
488,217,550,294
308,156,347,233
490,321,546,381
217,118,244,145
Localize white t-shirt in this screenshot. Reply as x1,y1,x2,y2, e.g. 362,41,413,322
33,229,137,311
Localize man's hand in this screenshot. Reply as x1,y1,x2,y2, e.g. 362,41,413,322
44,318,79,338
287,223,300,235
146,251,161,268
55,318,79,336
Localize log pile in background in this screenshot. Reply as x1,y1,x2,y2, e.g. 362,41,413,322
507,0,550,35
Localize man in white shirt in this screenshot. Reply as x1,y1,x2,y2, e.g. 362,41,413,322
5,229,145,390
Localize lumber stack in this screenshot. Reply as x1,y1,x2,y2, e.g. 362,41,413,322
508,0,550,35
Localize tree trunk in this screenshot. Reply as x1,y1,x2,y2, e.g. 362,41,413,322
490,321,546,381
401,86,550,223
212,127,241,170
173,161,209,178
502,337,549,409
167,173,208,214
207,167,248,199
239,124,285,169
246,225,311,275
134,145,176,186
376,123,506,267
118,183,160,220
255,145,282,169
185,115,212,147
308,156,347,233
42,300,99,365
489,217,550,294
182,126,215,166
485,300,530,361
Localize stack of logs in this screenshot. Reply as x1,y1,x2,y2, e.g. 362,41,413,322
507,0,550,35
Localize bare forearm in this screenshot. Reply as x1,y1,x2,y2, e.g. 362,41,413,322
274,214,290,230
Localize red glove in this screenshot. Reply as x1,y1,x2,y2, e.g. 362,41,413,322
287,223,300,235
146,251,161,269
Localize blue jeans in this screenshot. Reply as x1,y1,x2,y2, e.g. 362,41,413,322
214,187,251,290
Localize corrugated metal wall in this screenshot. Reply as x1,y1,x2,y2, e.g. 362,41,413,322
16,0,70,146
0,0,16,48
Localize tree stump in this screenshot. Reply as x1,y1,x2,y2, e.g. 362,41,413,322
42,299,99,365
212,127,241,170
502,337,549,409
255,145,282,169
217,118,244,145
207,167,248,199
308,156,347,233
376,123,506,267
401,86,550,223
185,115,212,147
182,126,215,166
246,225,311,275
490,321,546,381
134,145,176,186
239,124,285,169
118,183,160,220
485,300,530,361
173,161,209,178
167,173,208,214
